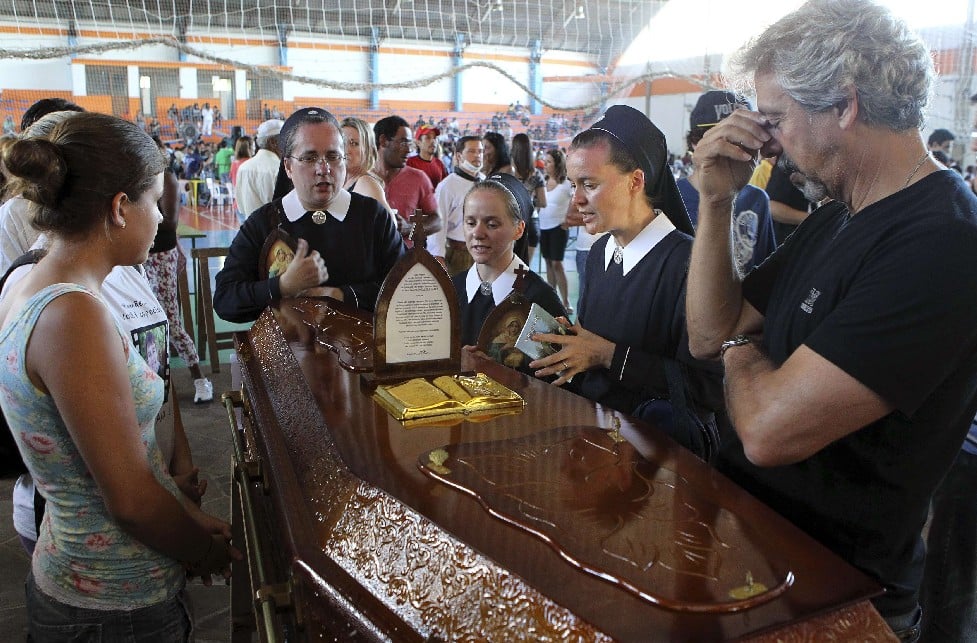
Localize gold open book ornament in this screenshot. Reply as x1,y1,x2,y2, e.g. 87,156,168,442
373,372,525,422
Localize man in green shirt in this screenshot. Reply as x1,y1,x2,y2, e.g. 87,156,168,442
213,140,234,183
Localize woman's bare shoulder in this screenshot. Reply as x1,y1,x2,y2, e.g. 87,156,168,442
354,173,390,207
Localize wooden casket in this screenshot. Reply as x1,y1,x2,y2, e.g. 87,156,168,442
226,298,897,642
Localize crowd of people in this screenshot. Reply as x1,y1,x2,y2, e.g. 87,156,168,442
0,0,976,640
165,101,222,137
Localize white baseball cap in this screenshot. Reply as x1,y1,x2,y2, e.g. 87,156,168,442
256,119,284,142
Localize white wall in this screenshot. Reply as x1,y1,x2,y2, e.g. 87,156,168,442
0,18,600,113
378,52,454,105
609,93,703,157
234,69,248,101
460,45,546,107
540,52,601,110
184,40,279,68
0,22,74,90
179,68,197,100
0,59,72,90
70,64,87,95
126,66,140,98
0,22,596,114
79,39,177,63
285,36,371,102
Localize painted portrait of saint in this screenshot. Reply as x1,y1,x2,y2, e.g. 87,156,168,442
259,228,299,279
487,314,529,370
267,240,294,278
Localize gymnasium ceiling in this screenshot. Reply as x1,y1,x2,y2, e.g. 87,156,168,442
0,0,670,67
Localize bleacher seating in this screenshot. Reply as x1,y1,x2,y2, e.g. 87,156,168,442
1,89,592,147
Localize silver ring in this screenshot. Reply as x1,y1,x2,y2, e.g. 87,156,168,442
562,360,570,371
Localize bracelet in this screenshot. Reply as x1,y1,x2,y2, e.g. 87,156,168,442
618,346,631,381
720,334,752,359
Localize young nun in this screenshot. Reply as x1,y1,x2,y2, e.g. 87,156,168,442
528,106,723,431
452,180,566,357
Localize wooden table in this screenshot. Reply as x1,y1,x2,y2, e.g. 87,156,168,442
175,224,207,342
177,223,206,251
227,298,897,642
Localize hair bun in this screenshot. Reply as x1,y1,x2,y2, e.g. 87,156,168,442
4,137,67,208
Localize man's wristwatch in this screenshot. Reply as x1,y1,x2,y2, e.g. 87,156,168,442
720,334,753,359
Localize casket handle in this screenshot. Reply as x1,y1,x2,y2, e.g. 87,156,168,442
256,581,294,641
223,390,269,491
224,391,294,641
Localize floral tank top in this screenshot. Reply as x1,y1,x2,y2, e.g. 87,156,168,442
0,283,183,609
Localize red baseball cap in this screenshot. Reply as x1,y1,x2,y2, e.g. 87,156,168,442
415,125,441,139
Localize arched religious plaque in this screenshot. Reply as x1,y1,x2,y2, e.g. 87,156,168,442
370,212,461,382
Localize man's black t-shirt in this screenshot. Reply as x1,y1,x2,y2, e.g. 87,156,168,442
765,163,812,245
724,170,977,616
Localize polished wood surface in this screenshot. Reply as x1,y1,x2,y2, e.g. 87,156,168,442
232,298,897,642
417,425,796,613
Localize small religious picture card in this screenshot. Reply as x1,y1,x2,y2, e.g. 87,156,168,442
514,303,567,361
371,211,461,382
258,227,299,279
131,320,170,401
476,264,533,370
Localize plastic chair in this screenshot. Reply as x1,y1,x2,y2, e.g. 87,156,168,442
206,177,232,209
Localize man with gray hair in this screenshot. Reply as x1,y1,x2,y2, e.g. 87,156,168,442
235,118,284,217
685,1,977,640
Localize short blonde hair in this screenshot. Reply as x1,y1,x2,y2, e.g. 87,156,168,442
340,117,378,174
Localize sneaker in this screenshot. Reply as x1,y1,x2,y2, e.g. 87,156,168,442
193,378,214,404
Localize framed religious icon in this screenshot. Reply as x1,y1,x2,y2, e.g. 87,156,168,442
258,227,299,279
370,211,461,382
478,306,530,370
476,265,535,371
476,292,532,371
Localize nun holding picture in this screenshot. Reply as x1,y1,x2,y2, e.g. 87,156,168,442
529,106,724,457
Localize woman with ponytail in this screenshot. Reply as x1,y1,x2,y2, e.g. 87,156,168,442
0,113,239,641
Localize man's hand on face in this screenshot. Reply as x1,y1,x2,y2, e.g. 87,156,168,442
692,110,772,208
278,238,329,298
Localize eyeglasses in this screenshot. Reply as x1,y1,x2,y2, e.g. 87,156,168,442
288,152,346,168
391,138,413,148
